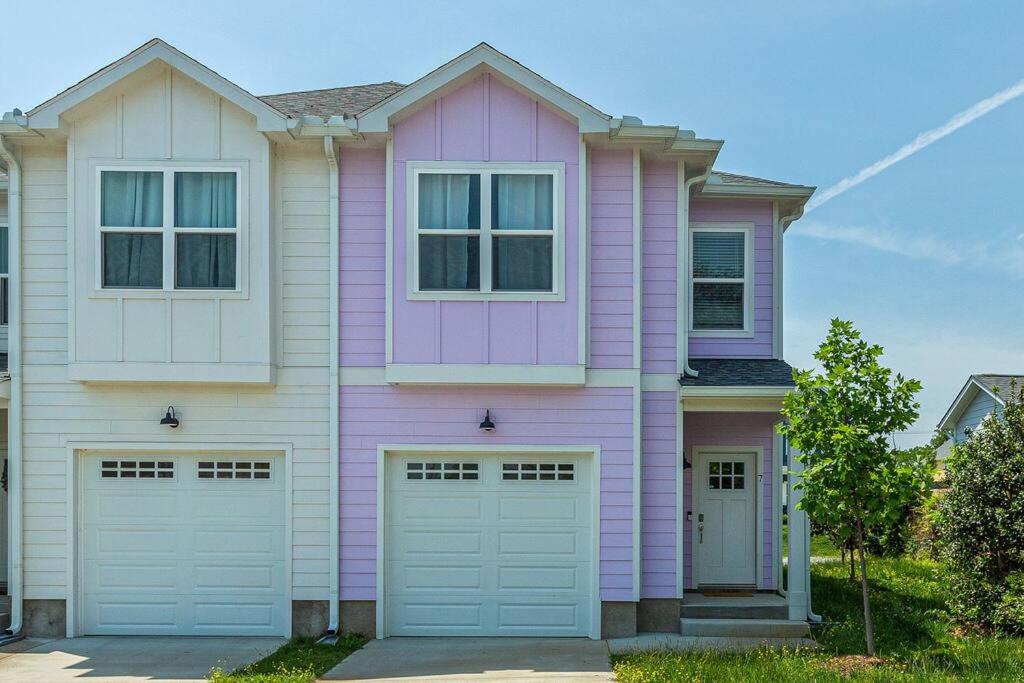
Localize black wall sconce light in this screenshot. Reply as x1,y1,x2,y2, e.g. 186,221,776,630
683,458,692,470
479,410,496,432
160,406,180,428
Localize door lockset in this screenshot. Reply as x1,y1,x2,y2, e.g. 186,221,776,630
698,513,704,544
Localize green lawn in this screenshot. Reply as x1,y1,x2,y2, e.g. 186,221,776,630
614,549,1024,682
208,634,366,683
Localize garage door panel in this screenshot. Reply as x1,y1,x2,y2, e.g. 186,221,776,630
386,454,593,637
82,453,287,636
396,495,482,521
498,496,581,522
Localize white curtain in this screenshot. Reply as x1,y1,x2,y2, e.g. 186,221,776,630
493,174,552,230
418,174,475,229
175,172,237,289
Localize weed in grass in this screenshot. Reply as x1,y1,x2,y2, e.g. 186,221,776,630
208,633,366,683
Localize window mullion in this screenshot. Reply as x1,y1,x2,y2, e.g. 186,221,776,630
479,171,493,293
163,171,174,291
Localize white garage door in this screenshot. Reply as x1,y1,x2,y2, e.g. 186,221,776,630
81,454,287,636
385,454,594,637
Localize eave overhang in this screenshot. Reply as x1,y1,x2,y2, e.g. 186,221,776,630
937,376,1003,432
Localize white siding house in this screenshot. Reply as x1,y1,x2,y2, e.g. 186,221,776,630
0,40,338,637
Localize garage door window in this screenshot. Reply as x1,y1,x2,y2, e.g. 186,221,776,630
406,462,479,480
197,460,271,480
101,460,174,479
502,462,575,481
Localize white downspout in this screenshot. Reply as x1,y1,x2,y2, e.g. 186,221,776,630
0,135,23,639
677,163,713,378
322,135,341,640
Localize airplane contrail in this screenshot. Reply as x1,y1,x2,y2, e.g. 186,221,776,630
805,78,1024,213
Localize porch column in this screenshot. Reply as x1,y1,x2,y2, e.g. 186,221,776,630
787,449,809,621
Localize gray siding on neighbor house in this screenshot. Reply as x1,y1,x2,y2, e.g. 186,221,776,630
954,391,997,443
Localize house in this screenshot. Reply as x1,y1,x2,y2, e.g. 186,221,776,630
938,374,1022,447
0,39,815,642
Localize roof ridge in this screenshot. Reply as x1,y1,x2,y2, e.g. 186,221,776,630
260,81,404,98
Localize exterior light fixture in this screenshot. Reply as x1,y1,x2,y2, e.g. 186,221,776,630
160,406,180,428
479,410,496,432
683,458,692,470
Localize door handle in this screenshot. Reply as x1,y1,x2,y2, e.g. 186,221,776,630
697,513,704,544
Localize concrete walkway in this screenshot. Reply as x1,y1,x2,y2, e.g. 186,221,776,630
0,635,286,681
322,637,614,682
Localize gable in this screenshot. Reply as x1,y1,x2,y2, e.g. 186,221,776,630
26,39,287,132
358,43,610,134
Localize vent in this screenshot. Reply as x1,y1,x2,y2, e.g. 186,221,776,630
406,462,479,480
502,462,574,481
101,460,174,479
197,460,272,480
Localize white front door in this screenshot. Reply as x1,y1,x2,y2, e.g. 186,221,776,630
81,453,287,635
695,451,757,587
385,454,593,637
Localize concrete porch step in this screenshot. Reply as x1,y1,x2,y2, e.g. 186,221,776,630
0,612,9,631
680,618,810,638
681,593,789,620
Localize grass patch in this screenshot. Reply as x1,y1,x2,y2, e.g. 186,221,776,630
208,634,366,683
614,546,1024,681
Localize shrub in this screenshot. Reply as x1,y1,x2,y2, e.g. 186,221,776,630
938,382,1024,633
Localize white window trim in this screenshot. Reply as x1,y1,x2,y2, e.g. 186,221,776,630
405,160,566,302
688,222,755,338
93,162,246,298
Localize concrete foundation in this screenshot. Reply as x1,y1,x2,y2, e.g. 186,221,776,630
292,600,329,638
339,600,376,636
24,599,66,638
600,601,637,639
637,598,680,633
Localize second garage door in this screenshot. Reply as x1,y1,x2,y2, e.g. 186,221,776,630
81,453,287,636
385,453,594,637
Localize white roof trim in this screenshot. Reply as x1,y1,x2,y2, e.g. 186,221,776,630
357,43,611,134
937,376,1001,431
26,39,288,132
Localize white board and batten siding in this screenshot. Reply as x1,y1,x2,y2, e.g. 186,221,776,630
953,390,998,444
17,62,333,634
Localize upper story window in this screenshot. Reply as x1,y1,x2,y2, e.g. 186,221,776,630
410,163,562,300
99,168,239,291
689,225,753,335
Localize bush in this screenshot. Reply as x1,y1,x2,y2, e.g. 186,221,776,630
938,382,1024,633
906,494,941,560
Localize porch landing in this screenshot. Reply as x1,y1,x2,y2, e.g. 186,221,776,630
678,593,809,639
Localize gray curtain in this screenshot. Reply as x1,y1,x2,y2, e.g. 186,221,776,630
174,172,237,289
101,171,163,288
493,236,552,291
492,174,553,230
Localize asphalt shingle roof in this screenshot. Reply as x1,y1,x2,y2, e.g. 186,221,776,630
707,171,808,189
975,374,1024,403
259,81,406,119
678,359,796,387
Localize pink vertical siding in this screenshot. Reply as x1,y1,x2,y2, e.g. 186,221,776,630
642,160,678,373
641,391,677,598
339,386,636,601
682,412,776,589
339,148,387,367
589,148,634,369
390,74,580,367
688,199,774,359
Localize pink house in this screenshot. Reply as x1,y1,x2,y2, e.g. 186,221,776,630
0,40,814,641
319,44,816,639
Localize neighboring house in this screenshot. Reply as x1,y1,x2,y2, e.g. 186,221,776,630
938,374,1022,448
0,40,816,642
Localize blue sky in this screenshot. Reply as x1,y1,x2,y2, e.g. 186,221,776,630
4,1,1023,443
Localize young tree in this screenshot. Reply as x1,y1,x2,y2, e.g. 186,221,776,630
779,319,923,656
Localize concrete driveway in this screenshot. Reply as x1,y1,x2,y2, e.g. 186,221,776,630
0,636,286,681
322,637,614,682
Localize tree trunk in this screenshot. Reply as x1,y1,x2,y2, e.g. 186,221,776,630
856,518,875,656
849,542,857,582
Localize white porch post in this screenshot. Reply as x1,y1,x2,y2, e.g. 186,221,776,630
787,449,810,621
